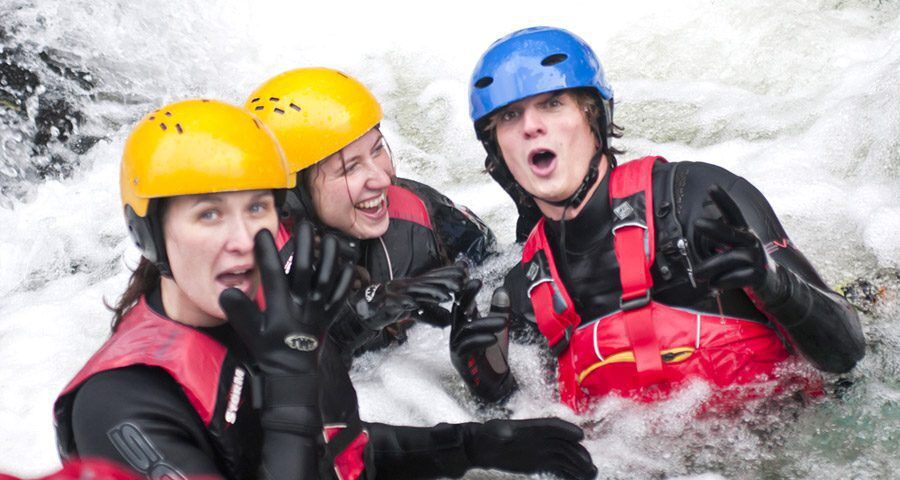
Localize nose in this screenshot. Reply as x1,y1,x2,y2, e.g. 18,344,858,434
364,159,392,190
522,107,546,139
224,217,256,254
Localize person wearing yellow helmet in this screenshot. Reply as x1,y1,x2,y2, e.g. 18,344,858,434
247,69,599,480
246,67,496,359
52,99,363,478
49,97,597,480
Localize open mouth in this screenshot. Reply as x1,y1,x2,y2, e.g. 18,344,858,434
217,267,256,293
528,149,557,175
355,192,387,215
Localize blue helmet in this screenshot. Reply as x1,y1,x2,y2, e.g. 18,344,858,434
469,26,613,133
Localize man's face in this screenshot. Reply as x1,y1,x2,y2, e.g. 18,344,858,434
494,91,598,206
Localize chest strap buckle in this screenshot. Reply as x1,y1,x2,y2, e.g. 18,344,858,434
620,290,651,311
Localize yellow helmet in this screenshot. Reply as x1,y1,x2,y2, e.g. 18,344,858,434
120,99,295,271
245,67,382,174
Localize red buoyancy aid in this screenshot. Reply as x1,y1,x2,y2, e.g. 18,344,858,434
522,156,793,411
55,297,367,479
387,184,433,230
56,297,227,426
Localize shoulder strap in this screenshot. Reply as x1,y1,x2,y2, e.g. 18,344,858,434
609,156,667,386
522,218,581,356
387,185,432,230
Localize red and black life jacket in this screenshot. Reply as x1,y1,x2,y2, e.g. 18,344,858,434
53,298,367,479
522,156,794,412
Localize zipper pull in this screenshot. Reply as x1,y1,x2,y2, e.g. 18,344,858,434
677,238,697,288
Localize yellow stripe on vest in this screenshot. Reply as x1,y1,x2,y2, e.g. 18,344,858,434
577,347,696,384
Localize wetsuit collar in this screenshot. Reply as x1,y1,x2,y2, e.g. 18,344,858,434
544,170,613,255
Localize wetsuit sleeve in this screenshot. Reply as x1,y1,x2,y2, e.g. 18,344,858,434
70,367,223,478
395,178,497,266
688,163,865,372
366,422,470,479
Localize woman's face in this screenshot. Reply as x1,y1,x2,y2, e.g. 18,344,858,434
161,189,279,326
309,128,394,239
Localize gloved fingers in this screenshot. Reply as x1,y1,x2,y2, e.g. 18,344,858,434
254,229,292,313
290,221,314,298
539,446,597,480
404,284,454,304
707,184,750,230
524,417,586,442
693,250,753,283
314,234,339,302
460,316,507,335
326,262,356,312
415,303,452,327
693,217,757,249
489,287,511,314
454,332,500,355
416,275,465,294
219,287,262,338
451,278,483,332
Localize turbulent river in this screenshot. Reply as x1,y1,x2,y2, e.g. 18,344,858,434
1,0,898,478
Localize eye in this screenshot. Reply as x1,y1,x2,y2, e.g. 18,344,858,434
342,161,359,174
249,201,269,214
500,109,519,122
198,209,219,221
546,97,563,108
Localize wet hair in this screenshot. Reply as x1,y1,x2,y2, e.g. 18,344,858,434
106,257,161,332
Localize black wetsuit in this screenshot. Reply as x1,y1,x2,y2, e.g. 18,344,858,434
59,289,505,479
504,160,865,374
322,178,496,352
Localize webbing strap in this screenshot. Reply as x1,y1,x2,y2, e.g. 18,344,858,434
611,157,665,386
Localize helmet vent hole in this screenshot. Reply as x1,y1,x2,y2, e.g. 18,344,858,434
249,97,260,103
175,123,183,134
159,123,167,131
541,53,568,66
254,106,264,111
165,111,172,117
541,53,569,67
474,77,493,89
273,107,285,115
149,116,155,120
269,97,279,102
289,103,301,111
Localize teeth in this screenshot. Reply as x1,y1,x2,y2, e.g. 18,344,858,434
355,193,385,209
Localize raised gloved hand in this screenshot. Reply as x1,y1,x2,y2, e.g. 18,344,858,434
450,280,517,402
692,185,772,292
329,265,466,357
219,222,354,434
463,418,598,480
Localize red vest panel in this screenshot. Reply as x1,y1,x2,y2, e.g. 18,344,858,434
522,157,794,412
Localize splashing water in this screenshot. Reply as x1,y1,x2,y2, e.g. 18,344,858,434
1,0,898,478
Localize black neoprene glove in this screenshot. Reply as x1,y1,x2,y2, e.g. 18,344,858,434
450,279,517,403
329,265,465,358
219,223,354,434
463,418,598,480
692,184,778,294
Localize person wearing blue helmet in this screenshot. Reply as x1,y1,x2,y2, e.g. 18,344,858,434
450,26,865,412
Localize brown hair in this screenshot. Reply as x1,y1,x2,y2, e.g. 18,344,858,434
106,256,161,332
